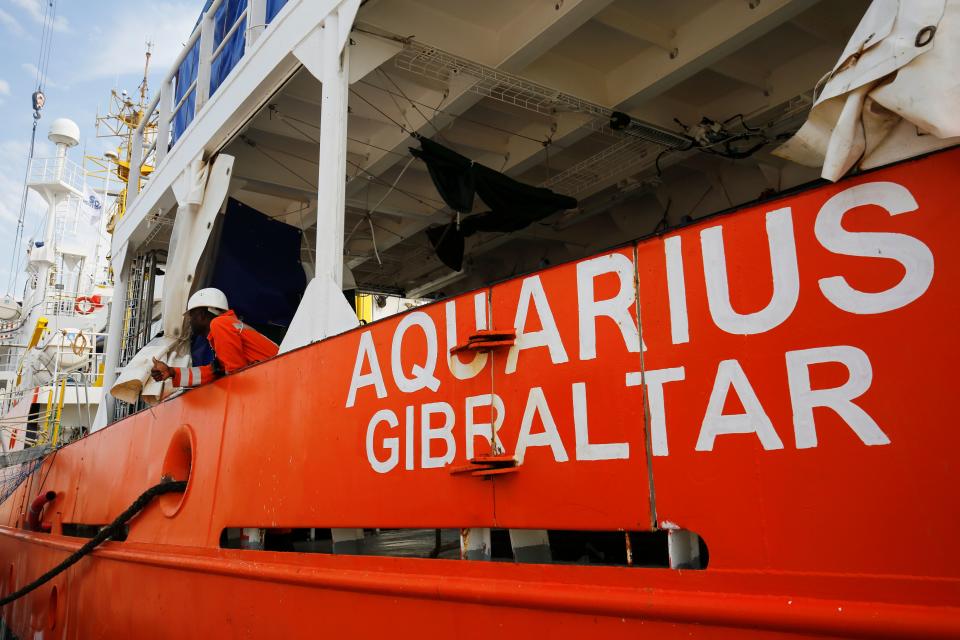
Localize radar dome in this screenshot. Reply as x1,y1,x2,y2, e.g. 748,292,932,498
48,118,80,147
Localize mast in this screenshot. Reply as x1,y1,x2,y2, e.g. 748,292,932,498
87,44,158,236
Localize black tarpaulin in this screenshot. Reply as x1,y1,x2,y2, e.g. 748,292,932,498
409,137,475,212
410,138,577,271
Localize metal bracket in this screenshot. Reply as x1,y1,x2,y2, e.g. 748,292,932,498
449,453,518,477
449,329,516,355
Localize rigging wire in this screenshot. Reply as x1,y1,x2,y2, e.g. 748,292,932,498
241,126,445,211
38,1,58,91
269,105,412,159
356,79,548,144
6,121,39,295
349,87,415,135
377,69,442,139
6,0,59,296
272,115,445,211
268,110,447,209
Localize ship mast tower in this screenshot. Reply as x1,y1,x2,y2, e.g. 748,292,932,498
27,118,83,291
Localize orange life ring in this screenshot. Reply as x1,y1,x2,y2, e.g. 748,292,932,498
74,295,102,315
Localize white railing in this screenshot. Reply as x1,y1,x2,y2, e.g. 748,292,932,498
0,347,27,375
28,156,85,195
127,0,271,201
42,292,105,319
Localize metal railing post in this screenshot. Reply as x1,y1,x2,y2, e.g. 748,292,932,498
155,77,174,166
246,0,268,47
127,131,143,198
195,7,216,113
101,249,131,422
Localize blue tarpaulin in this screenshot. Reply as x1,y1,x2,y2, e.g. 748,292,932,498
267,0,289,21
191,333,215,367
209,199,306,339
210,0,247,96
170,0,291,145
172,39,200,144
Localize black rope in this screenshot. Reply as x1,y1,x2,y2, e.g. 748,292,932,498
0,479,187,606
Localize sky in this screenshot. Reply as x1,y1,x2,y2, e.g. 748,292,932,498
0,0,199,297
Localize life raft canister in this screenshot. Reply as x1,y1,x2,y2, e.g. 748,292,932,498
74,294,102,315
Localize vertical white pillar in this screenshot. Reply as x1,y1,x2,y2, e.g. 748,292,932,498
195,8,215,114
155,77,173,166
246,0,269,47
101,247,131,422
668,529,703,569
460,527,491,560
240,527,266,550
315,11,350,289
509,529,551,563
127,132,143,198
331,528,365,554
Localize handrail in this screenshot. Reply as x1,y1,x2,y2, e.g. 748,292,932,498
170,79,198,121
127,0,236,199
211,8,249,61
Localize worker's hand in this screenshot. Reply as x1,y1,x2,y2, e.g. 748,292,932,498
151,357,172,382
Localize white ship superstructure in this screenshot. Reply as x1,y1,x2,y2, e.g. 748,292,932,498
0,119,112,451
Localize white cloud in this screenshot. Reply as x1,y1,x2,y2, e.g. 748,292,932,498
0,8,26,37
10,0,69,32
82,2,198,81
0,79,10,96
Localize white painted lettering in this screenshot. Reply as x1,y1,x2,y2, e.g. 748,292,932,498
815,182,933,314
786,345,890,448
366,409,399,473
346,331,387,408
627,367,685,456
421,402,456,469
391,311,441,393
696,359,784,451
664,236,690,345
577,253,641,360
446,293,490,380
572,382,629,460
404,404,415,470
506,275,569,374
515,386,569,463
701,208,799,334
465,394,505,458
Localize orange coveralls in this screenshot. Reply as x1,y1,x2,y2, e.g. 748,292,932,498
171,310,279,387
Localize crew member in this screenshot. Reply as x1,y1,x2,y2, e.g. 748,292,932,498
150,288,278,387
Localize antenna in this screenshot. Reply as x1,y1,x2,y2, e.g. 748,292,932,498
139,41,154,107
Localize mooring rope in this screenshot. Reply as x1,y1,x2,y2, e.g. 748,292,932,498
0,479,187,606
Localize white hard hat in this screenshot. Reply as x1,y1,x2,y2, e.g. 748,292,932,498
186,288,229,315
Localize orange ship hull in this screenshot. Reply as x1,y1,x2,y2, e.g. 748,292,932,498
1,149,958,638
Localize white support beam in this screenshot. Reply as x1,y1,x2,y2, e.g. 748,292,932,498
593,6,676,54
155,76,174,166
604,0,816,110
711,55,771,93
99,245,130,427
495,0,617,69
316,11,351,288
195,8,216,112
246,0,269,47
